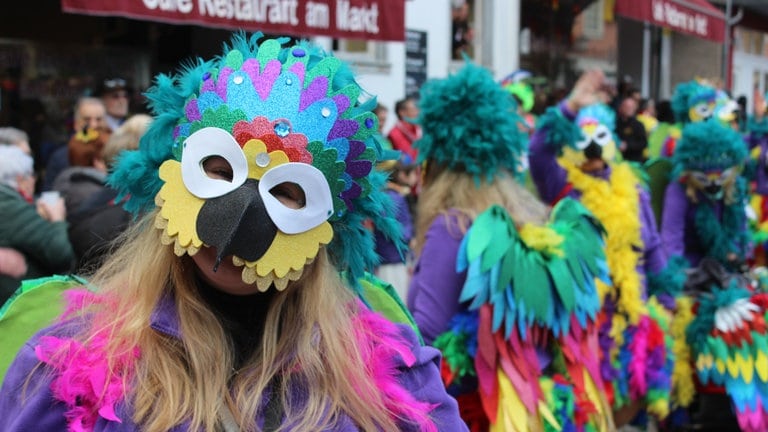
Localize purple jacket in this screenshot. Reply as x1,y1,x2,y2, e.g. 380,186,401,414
0,293,466,431
528,101,667,278
660,181,750,267
407,212,467,345
748,129,768,195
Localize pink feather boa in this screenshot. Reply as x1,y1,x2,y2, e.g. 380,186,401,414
627,315,651,399
35,289,139,432
35,292,437,431
351,302,439,431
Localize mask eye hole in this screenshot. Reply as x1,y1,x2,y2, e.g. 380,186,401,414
593,125,612,147
696,104,713,118
270,182,306,209
202,156,234,182
181,127,248,199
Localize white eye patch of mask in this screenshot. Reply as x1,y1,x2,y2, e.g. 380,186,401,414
180,127,334,235
258,162,334,234
181,127,248,198
575,124,613,150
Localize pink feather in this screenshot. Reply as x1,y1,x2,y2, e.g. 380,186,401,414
627,316,650,399
351,302,438,432
35,289,138,432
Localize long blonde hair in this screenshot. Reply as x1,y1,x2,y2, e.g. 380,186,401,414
414,164,549,255
77,211,405,431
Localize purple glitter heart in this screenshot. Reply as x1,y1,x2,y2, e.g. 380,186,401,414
345,159,373,178
333,94,350,113
185,99,201,122
253,60,281,100
289,62,306,86
300,76,328,111
216,67,233,101
201,73,216,93
241,58,260,87
328,119,359,141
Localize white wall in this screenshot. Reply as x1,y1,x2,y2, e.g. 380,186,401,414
355,0,452,134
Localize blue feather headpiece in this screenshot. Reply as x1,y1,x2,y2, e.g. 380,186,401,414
415,61,527,183
109,33,401,287
671,119,747,177
671,80,717,124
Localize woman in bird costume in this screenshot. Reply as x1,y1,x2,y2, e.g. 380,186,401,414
407,62,614,431
0,33,464,431
528,69,675,426
660,119,750,270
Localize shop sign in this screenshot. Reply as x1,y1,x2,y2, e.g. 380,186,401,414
62,0,405,42
615,0,725,43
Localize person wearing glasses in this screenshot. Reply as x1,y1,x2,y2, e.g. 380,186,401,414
96,78,132,132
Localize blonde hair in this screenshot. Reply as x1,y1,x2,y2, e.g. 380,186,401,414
414,165,549,254
102,114,152,167
75,211,405,431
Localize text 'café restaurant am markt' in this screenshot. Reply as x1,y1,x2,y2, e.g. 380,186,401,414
0,0,406,148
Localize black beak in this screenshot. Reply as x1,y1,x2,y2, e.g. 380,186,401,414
583,141,602,159
196,179,278,271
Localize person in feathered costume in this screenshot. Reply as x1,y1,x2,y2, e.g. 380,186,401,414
660,80,719,158
744,94,768,265
501,70,537,136
661,119,750,270
0,33,465,431
684,258,768,432
408,62,614,431
528,69,675,427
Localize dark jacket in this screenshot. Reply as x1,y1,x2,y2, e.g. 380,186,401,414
0,185,74,302
52,166,107,215
616,115,648,163
67,186,132,273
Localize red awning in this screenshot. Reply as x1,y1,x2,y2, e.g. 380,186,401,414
615,0,725,43
61,0,405,42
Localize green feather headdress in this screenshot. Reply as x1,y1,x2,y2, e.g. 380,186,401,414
415,61,528,183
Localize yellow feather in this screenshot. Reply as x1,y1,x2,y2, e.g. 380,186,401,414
736,353,754,383
756,351,768,382
492,370,537,432
519,223,564,257
537,400,561,431
584,369,615,431
715,359,726,375
562,162,647,323
670,296,696,406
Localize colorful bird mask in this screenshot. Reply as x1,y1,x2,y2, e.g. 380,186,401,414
560,103,618,167
110,33,399,291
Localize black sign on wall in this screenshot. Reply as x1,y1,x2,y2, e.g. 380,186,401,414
405,29,428,99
